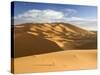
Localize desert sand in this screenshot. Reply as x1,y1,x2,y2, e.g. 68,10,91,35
12,49,97,74
11,23,97,74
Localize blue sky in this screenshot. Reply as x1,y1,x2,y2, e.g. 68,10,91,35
11,1,97,30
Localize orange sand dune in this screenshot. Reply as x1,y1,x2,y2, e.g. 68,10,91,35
12,50,97,74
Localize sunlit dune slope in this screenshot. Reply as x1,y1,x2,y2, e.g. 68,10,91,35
14,23,97,48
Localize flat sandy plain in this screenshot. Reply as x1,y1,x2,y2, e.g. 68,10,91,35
12,49,97,74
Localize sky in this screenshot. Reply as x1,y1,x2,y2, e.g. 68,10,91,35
11,1,97,30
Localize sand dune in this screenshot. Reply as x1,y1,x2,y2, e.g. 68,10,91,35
11,23,97,74
12,23,97,58
14,23,97,49
12,50,97,74
14,33,63,58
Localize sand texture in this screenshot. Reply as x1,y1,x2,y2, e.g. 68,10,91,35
12,50,97,74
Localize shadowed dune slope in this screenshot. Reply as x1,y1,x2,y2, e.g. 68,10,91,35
14,33,63,58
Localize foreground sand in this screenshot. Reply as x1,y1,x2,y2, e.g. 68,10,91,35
12,49,97,74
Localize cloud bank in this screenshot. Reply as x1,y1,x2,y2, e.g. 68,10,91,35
14,9,97,30
14,9,78,24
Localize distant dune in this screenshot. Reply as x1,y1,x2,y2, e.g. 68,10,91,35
12,50,97,74
12,23,97,58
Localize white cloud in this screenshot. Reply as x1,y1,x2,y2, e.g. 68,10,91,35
14,9,65,24
14,8,79,24
63,9,77,17
14,9,97,30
